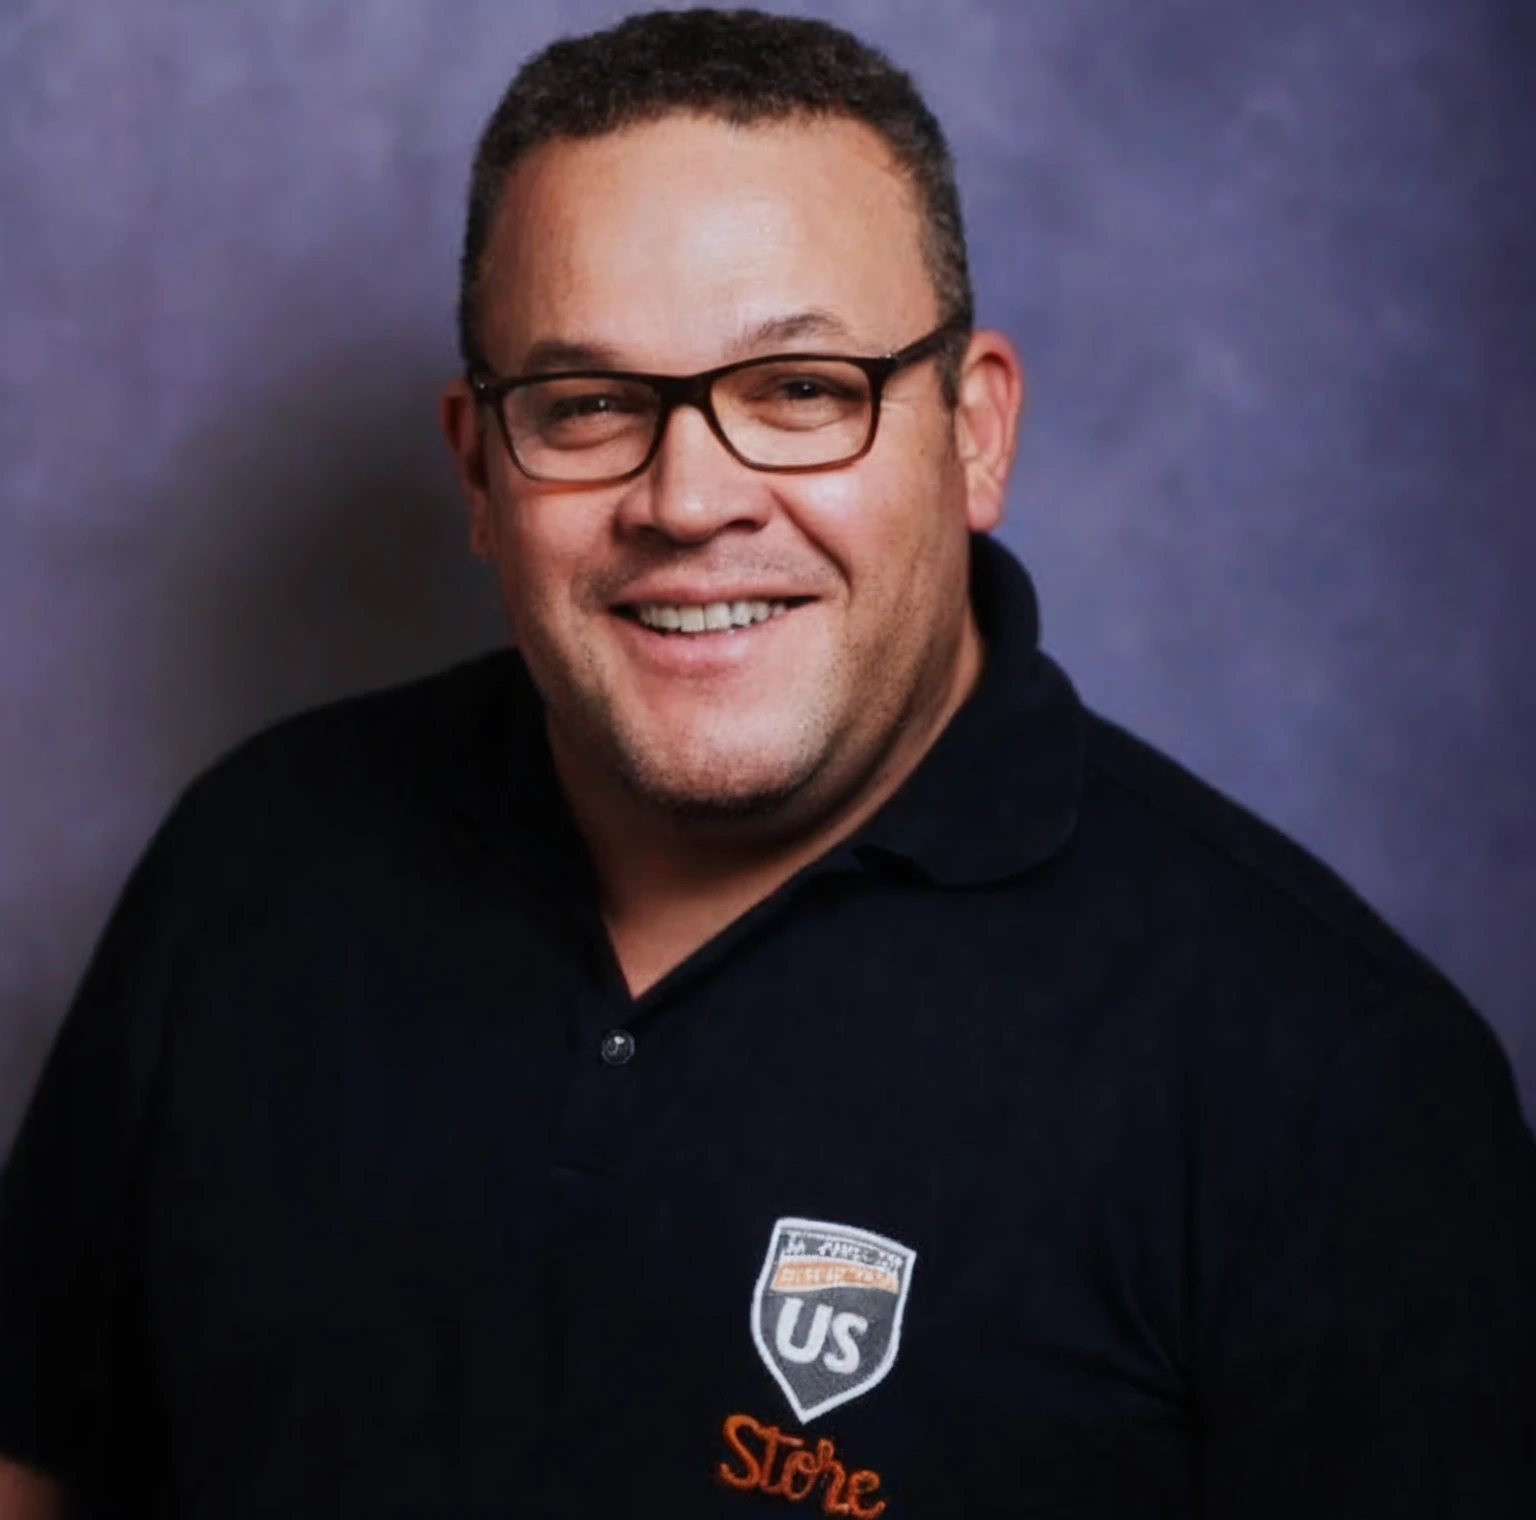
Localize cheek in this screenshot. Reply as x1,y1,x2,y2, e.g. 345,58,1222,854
481,500,583,668
496,492,601,612
783,431,960,596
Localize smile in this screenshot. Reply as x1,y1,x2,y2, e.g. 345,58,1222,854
626,599,800,635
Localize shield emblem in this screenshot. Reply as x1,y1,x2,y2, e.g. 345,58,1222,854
750,1216,917,1424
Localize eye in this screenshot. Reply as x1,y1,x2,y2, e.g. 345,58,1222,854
738,370,863,406
546,392,628,422
518,380,657,438
714,359,871,439
777,377,835,401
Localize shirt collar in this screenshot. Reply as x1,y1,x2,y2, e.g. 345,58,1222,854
460,532,1085,891
846,531,1086,886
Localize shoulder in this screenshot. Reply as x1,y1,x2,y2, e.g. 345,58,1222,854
1076,711,1455,1003
146,650,531,909
196,648,523,795
1063,711,1501,1126
1069,715,1531,1283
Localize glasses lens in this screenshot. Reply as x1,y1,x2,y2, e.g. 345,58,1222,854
503,376,660,481
714,359,874,468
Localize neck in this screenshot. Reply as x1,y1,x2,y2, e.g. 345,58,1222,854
551,608,986,997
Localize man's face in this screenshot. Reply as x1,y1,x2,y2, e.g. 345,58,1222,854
452,113,1006,826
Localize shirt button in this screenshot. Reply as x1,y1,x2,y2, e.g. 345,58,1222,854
600,1028,636,1067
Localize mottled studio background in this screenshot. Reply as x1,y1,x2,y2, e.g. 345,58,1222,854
1,0,1533,1148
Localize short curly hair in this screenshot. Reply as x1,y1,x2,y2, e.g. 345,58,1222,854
457,7,973,393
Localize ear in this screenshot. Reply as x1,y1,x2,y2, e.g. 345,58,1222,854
438,377,497,559
952,329,1025,534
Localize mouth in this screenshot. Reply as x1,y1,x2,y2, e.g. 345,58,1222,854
616,597,813,635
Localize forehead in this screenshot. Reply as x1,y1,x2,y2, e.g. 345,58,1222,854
477,113,939,370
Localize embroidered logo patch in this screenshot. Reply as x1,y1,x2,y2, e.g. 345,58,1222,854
751,1217,916,1423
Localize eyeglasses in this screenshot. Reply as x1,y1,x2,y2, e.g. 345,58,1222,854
468,319,967,485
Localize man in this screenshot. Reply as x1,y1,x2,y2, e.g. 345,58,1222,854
1,8,1532,1516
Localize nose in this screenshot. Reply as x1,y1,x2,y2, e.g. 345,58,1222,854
614,397,773,545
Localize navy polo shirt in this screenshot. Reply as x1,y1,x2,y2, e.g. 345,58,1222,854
2,535,1534,1517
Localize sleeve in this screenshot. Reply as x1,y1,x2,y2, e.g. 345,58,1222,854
0,820,185,1503
1197,989,1536,1516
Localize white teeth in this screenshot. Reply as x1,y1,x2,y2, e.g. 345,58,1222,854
634,599,790,633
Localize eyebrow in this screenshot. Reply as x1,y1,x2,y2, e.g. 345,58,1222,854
739,309,856,351
514,309,860,377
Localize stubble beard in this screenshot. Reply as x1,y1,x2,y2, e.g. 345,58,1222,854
561,663,851,827
549,614,953,843
526,544,972,843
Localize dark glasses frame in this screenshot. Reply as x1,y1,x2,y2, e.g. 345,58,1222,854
467,317,970,485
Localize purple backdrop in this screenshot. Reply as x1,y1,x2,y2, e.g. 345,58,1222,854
2,0,1532,1148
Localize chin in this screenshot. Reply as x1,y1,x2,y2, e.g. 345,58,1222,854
612,736,827,824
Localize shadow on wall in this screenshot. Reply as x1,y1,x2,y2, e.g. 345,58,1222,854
143,341,506,785
0,973,63,1167
0,346,505,1152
